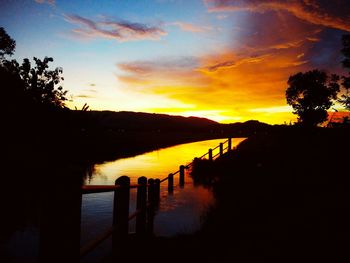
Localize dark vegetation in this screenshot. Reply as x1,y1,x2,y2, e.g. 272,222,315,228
286,70,340,126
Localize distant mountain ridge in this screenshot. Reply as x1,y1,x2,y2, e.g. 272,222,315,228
72,110,272,134
75,110,219,132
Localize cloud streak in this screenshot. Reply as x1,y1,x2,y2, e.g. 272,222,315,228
35,0,55,5
203,54,271,72
117,57,201,86
169,21,212,32
64,15,167,42
205,0,350,32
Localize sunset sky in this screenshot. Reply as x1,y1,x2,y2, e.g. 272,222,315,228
1,0,349,124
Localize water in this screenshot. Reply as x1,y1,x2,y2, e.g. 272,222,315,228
1,137,245,262
80,138,245,248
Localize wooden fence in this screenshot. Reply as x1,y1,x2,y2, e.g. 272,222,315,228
80,137,233,258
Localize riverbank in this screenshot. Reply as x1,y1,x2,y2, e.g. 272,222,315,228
202,128,349,258
194,127,350,261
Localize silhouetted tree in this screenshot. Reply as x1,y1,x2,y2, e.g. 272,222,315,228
0,27,68,110
286,70,340,127
339,34,350,110
7,57,67,108
0,27,15,59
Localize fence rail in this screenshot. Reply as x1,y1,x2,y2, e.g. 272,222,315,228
80,137,234,258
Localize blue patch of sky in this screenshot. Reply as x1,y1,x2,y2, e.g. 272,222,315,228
57,0,218,62
308,29,345,73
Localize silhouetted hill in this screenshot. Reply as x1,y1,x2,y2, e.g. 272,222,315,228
63,111,277,162
220,119,272,136
5,105,277,167
69,110,274,135
70,110,219,132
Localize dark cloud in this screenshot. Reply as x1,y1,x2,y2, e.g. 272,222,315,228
207,60,236,71
205,54,271,72
307,28,347,74
205,0,350,31
75,94,93,99
233,10,322,52
64,15,167,42
203,4,345,74
312,0,350,21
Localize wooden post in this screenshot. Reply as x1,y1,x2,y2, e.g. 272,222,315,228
39,173,82,262
136,176,147,237
219,143,223,156
179,165,185,187
209,149,213,161
228,137,232,152
148,179,155,205
147,179,155,236
113,176,130,252
154,179,160,204
168,173,174,193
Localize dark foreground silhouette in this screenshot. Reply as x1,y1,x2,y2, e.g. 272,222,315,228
2,126,350,262
105,127,350,262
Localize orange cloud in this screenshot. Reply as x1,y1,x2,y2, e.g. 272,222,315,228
205,0,350,32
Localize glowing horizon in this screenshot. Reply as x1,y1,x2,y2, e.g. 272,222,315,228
1,0,349,124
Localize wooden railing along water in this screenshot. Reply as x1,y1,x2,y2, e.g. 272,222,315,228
80,137,234,258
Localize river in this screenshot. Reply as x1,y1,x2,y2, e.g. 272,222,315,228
80,138,245,261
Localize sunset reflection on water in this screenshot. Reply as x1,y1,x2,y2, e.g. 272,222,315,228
81,138,245,248
85,138,246,185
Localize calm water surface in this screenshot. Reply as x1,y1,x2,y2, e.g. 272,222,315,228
81,138,245,251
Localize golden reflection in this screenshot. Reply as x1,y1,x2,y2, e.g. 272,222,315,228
87,138,246,185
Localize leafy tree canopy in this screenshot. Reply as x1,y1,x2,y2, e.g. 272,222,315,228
286,70,340,127
0,27,15,59
0,27,68,110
